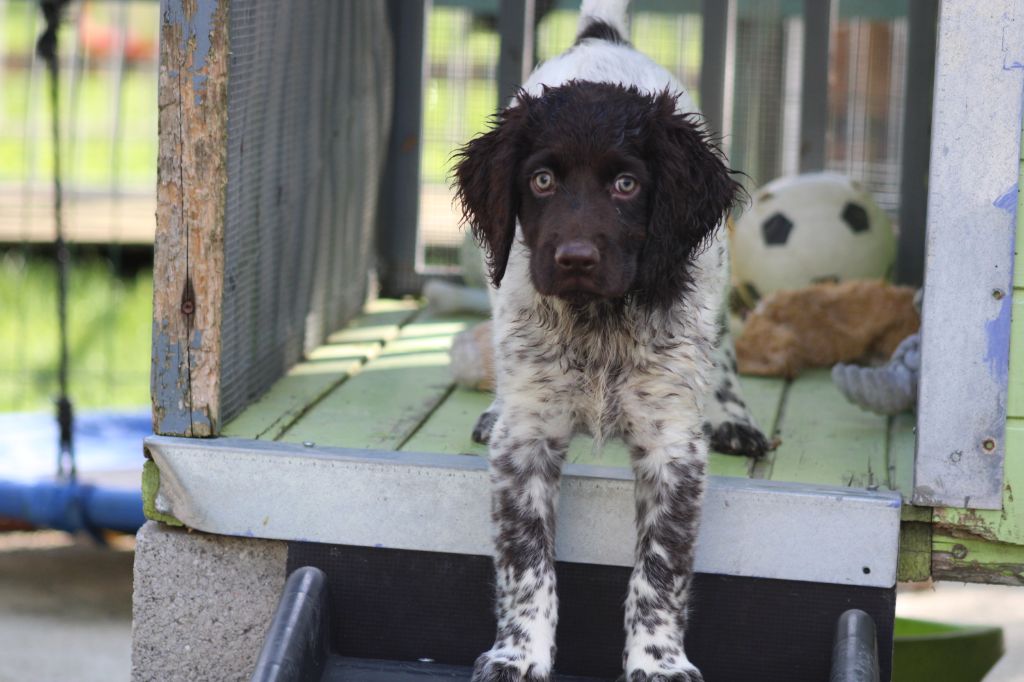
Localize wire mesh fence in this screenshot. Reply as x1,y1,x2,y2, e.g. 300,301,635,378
727,0,790,187
414,0,913,279
418,4,500,272
0,0,158,412
826,3,908,214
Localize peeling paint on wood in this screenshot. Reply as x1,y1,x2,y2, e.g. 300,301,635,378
929,423,1024,584
933,422,1024,547
152,0,228,436
933,533,1024,586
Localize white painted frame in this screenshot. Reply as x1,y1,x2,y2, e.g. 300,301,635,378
913,1,1024,509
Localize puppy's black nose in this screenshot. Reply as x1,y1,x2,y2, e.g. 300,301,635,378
555,240,599,271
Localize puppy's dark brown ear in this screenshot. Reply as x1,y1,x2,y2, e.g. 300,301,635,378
637,92,743,307
453,97,532,287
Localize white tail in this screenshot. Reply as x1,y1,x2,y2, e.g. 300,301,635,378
577,0,631,39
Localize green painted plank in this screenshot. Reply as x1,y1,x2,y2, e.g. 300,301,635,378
570,439,752,477
221,344,376,440
887,412,917,500
1008,295,1024,418
403,387,754,477
558,374,783,477
740,375,787,437
768,369,889,488
222,300,420,440
405,377,775,478
933,419,1024,547
325,299,423,343
741,376,789,480
400,387,491,456
932,533,1024,585
568,437,629,467
897,521,932,583
880,409,933,530
886,411,932,521
901,506,931,523
280,313,478,450
708,454,756,478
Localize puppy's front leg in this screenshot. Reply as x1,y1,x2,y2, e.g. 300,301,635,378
621,388,707,682
473,402,571,682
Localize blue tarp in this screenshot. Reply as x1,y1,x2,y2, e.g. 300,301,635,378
0,409,150,532
0,409,149,482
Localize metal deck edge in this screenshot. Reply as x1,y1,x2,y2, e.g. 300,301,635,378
144,435,902,589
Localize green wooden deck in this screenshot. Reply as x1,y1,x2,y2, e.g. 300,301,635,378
223,299,934,578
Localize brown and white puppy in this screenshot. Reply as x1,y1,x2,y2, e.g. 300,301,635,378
454,3,769,680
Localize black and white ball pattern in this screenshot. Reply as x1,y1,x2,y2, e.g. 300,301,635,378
731,172,896,310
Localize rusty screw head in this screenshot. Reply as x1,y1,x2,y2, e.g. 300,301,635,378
181,300,195,315
983,438,997,453
952,543,968,560
993,289,1005,300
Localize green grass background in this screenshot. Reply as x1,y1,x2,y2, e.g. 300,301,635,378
0,1,159,189
1,5,702,189
0,253,152,412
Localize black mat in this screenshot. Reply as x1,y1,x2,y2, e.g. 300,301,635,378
321,656,602,681
288,543,895,681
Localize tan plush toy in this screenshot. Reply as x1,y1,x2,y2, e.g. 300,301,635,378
735,279,919,378
450,321,495,391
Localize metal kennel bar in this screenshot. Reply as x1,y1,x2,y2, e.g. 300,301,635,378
800,0,831,172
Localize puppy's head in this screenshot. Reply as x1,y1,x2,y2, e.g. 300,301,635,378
454,81,741,308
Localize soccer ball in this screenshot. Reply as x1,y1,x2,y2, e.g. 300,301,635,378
730,172,896,309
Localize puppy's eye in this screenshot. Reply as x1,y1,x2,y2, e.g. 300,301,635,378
531,170,555,194
613,174,639,197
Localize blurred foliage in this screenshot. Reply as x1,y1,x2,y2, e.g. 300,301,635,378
0,252,152,411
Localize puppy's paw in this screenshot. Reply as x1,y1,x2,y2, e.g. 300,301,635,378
622,644,702,682
472,409,499,444
625,670,704,682
707,420,774,458
472,649,549,682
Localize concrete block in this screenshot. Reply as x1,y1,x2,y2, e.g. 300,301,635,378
131,521,287,681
